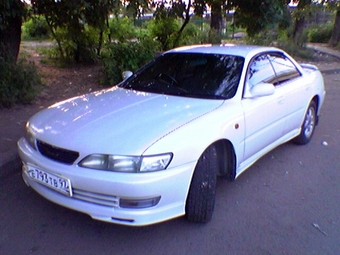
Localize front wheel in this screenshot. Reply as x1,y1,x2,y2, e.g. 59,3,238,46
185,145,218,223
293,101,317,145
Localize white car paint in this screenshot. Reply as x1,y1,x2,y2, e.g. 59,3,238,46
26,87,224,158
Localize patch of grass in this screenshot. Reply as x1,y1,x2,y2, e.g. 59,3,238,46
18,50,31,59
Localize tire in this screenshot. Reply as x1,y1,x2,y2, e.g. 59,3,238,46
293,101,317,145
185,145,218,223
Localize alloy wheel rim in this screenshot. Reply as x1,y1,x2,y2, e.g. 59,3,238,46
304,107,315,138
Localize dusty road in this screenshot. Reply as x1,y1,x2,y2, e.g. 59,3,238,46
1,66,340,255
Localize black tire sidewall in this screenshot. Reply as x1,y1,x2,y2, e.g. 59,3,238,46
185,145,218,223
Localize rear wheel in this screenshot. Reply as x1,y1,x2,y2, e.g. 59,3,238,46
293,101,317,145
185,145,218,223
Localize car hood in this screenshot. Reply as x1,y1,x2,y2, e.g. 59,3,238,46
29,87,224,155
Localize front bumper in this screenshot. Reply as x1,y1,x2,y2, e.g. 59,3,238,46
18,137,195,226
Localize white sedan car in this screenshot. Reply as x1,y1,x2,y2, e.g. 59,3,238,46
18,44,325,226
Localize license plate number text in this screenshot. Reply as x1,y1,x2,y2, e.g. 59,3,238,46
26,165,73,196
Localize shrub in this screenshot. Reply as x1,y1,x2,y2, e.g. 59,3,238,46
147,17,181,51
0,58,41,108
187,28,220,44
109,17,137,42
48,25,100,64
22,16,50,40
179,23,205,45
277,32,314,59
101,38,159,85
307,23,333,43
244,29,278,46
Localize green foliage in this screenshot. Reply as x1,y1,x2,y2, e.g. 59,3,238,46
293,28,309,47
277,32,314,59
234,0,287,37
179,22,205,45
30,0,118,63
109,17,137,42
46,25,101,64
164,22,224,46
278,4,292,31
307,23,333,43
0,57,41,108
147,17,180,51
244,30,277,46
22,15,50,40
185,26,223,45
101,38,159,85
0,0,26,30
147,5,182,51
207,29,222,44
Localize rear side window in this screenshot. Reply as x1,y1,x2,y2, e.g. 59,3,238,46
247,52,301,87
269,54,301,85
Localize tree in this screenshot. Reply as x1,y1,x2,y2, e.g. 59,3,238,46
30,0,121,62
210,0,223,32
329,1,340,47
193,0,229,35
149,0,194,50
0,1,42,108
193,0,289,41
235,0,289,37
0,0,26,63
171,0,193,47
290,0,312,45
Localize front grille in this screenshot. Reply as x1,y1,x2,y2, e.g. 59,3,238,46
37,140,79,165
73,189,119,208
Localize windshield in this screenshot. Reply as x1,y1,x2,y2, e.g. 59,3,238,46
121,53,244,99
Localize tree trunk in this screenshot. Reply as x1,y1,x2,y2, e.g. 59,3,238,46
0,14,22,63
329,9,340,47
210,1,222,32
291,0,311,46
291,16,306,46
209,1,223,44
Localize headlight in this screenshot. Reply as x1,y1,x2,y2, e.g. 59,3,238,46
25,123,37,150
140,154,172,172
78,153,173,173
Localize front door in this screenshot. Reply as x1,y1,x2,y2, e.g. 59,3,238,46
241,53,287,162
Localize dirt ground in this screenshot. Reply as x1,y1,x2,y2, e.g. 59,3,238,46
20,41,104,108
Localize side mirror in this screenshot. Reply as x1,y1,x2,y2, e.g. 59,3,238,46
250,83,275,97
122,71,133,80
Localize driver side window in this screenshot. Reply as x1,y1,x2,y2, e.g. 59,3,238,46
244,54,276,98
247,54,276,86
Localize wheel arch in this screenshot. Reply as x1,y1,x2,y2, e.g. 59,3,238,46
311,95,320,125
211,139,237,181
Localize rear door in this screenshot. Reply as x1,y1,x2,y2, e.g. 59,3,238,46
268,53,310,136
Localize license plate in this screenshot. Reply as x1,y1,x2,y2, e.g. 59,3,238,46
26,164,73,197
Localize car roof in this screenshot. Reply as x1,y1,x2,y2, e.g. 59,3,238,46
165,44,283,58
